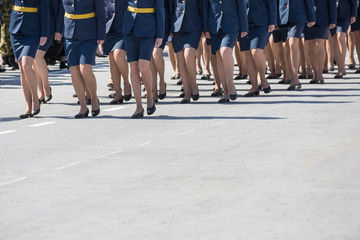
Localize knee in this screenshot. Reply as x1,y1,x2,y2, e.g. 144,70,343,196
79,64,91,76
251,48,263,58
153,51,163,62
220,47,232,59
21,60,33,72
138,61,150,73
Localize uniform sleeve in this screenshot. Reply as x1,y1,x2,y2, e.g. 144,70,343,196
53,0,61,33
169,0,174,32
237,0,248,33
267,0,277,26
156,0,165,38
39,0,50,37
351,0,357,17
304,0,316,23
95,0,106,40
203,0,208,32
56,0,64,34
328,0,337,25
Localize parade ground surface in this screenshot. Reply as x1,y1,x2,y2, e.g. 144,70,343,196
1,50,360,240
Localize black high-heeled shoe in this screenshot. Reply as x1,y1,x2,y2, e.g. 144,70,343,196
179,92,185,98
192,94,199,101
132,109,144,119
75,108,89,119
211,88,223,97
159,83,167,100
218,98,229,103
244,89,260,97
229,93,237,100
45,87,52,103
31,108,40,116
92,99,100,117
124,94,132,101
109,98,124,104
263,85,271,94
147,103,156,115
180,99,190,104
39,98,46,104
19,113,32,119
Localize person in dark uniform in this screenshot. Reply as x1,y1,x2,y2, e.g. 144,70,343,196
351,4,360,73
330,0,357,78
150,0,170,101
304,0,337,84
103,0,131,105
123,0,165,118
278,0,316,90
239,0,276,97
9,0,49,118
58,0,106,118
34,0,61,104
203,0,248,102
169,0,203,104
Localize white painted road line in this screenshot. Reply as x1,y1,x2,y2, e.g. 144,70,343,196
104,106,126,112
56,162,81,171
271,105,284,110
211,121,228,126
0,130,17,136
0,177,27,187
138,141,151,147
176,130,195,136
97,150,123,159
29,121,57,128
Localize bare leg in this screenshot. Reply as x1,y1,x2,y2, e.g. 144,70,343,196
138,59,154,108
153,48,166,96
184,47,199,96
211,54,222,92
195,41,203,74
34,50,50,101
202,37,211,76
113,49,130,96
303,39,313,76
129,62,144,113
79,64,99,111
220,47,236,96
150,57,158,99
326,33,334,70
109,51,123,101
251,48,269,89
288,37,301,85
177,49,191,101
18,58,32,114
265,41,275,77
244,50,259,92
168,41,178,77
333,32,347,75
347,28,356,66
234,41,242,77
354,31,360,71
70,66,88,114
19,56,40,111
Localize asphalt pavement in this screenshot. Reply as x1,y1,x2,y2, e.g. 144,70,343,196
0,49,360,240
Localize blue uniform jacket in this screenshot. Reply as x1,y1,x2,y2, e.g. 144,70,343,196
9,0,49,37
105,0,126,34
203,0,249,34
246,0,277,26
123,0,165,39
336,0,357,20
49,0,61,35
279,0,316,25
164,0,170,33
169,0,203,33
314,0,337,25
59,0,106,41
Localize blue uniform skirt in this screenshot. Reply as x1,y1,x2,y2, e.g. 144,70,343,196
39,34,54,52
65,39,98,67
103,32,125,55
239,25,270,51
304,24,329,40
272,30,283,43
210,30,237,55
172,31,202,53
331,18,351,36
10,33,39,61
124,32,155,62
351,18,360,32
